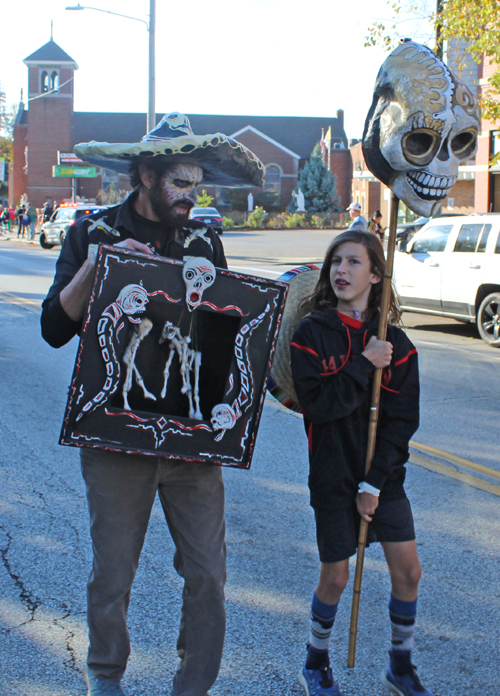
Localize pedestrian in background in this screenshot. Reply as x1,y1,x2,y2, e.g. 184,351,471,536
16,204,26,238
43,198,54,222
291,230,434,696
346,202,368,231
27,202,37,241
368,210,385,241
7,205,15,231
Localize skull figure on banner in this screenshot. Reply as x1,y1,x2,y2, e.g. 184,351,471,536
363,41,481,216
182,257,216,311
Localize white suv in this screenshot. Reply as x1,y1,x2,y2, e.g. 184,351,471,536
394,214,500,346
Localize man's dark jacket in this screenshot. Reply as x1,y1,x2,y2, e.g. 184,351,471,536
41,192,227,349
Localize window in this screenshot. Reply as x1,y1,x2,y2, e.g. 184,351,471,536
50,71,59,92
41,71,49,93
495,232,500,254
263,165,281,196
411,225,453,253
55,208,72,221
453,224,484,252
477,224,492,252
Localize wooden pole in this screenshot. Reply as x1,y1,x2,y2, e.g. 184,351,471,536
347,192,400,669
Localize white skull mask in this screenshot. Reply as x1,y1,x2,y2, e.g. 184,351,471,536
211,403,237,441
363,41,481,217
116,284,148,324
182,257,216,311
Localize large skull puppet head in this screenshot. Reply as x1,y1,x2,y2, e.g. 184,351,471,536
182,257,216,312
363,41,480,217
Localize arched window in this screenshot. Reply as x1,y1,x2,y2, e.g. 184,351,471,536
50,71,59,92
264,164,281,196
41,71,49,93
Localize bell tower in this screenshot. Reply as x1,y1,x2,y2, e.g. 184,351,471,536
22,39,78,206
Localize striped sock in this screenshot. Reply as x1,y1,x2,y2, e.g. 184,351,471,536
306,593,339,669
388,594,417,662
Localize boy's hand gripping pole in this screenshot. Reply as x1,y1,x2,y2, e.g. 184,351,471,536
347,193,400,668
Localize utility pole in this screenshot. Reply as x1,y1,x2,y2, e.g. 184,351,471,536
148,0,156,133
435,0,444,59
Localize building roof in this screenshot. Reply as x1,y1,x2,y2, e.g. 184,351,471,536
72,112,348,161
230,125,301,159
24,40,78,68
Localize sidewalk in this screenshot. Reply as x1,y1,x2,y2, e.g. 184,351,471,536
0,227,40,244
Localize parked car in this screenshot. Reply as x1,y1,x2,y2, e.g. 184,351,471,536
396,217,429,248
39,203,107,249
396,214,462,249
189,207,223,234
393,214,500,346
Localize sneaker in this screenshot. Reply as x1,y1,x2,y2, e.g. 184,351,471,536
381,662,435,696
298,664,344,696
85,666,128,696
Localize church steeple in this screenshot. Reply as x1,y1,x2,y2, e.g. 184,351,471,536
24,40,78,100
17,38,79,207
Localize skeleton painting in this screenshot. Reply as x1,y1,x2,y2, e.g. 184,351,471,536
61,246,288,468
76,283,148,421
211,304,270,441
362,41,481,216
160,321,202,419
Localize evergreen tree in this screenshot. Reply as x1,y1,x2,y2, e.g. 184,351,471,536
197,189,214,207
298,143,342,214
0,84,15,165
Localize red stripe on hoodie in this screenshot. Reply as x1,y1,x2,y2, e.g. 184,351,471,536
394,348,418,366
291,342,319,358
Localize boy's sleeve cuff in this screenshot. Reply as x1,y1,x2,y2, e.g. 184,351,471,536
358,481,380,497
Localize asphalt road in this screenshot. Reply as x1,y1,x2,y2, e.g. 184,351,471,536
1,233,500,696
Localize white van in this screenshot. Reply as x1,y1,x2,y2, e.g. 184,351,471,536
393,214,500,346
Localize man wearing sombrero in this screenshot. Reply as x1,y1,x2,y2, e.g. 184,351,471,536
41,113,264,696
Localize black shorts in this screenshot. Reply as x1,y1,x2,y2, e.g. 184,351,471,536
314,495,415,564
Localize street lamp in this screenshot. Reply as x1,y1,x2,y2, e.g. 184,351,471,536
65,1,156,132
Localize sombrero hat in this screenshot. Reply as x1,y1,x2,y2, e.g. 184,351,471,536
268,264,322,411
74,112,265,188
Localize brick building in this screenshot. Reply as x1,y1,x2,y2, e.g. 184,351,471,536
473,53,500,212
10,39,352,211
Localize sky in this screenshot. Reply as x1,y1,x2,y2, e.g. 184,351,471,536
0,0,434,144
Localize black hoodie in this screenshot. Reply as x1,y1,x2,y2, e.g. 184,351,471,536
291,309,419,511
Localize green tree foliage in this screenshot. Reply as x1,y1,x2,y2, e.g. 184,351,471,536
98,184,128,205
247,206,267,228
366,0,500,121
196,189,214,207
298,144,342,214
0,84,15,164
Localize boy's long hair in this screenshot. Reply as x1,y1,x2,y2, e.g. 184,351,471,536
299,230,401,323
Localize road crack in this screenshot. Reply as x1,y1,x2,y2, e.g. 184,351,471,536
0,525,42,621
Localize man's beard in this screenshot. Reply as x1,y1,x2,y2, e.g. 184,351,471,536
148,180,193,227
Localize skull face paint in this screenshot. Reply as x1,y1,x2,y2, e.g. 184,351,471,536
182,257,216,311
162,163,203,211
363,41,480,216
148,162,203,225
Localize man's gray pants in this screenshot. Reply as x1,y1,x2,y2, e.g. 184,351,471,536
81,449,227,696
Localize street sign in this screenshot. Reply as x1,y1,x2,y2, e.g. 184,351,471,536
53,165,97,178
0,159,5,182
58,152,85,165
